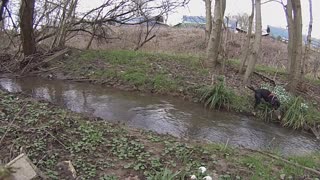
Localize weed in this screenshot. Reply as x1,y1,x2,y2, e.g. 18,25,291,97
100,174,119,180
71,123,104,152
147,168,181,180
110,137,146,159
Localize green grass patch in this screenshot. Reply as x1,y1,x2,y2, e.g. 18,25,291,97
61,50,205,94
152,74,178,92
241,155,274,180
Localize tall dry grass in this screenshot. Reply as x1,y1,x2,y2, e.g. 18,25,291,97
67,25,291,69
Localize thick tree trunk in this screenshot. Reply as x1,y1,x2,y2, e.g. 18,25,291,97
285,0,294,73
287,0,303,92
239,0,254,74
204,0,212,44
206,0,226,68
302,0,313,76
243,0,262,84
19,0,36,56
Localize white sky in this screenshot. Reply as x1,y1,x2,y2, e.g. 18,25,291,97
78,0,320,38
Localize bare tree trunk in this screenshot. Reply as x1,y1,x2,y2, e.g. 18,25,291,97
287,0,303,92
243,0,262,84
51,0,78,49
285,0,294,73
221,17,229,73
239,0,254,74
302,0,313,76
204,0,212,44
86,25,96,50
206,0,226,68
19,0,36,56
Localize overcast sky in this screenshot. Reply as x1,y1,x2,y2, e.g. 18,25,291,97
79,0,320,38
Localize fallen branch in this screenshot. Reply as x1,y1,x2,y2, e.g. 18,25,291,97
43,129,68,150
29,67,60,75
248,149,320,176
21,48,70,74
253,71,276,86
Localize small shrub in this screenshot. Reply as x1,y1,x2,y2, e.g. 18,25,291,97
198,77,234,110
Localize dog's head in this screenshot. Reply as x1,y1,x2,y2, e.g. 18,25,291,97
271,98,281,110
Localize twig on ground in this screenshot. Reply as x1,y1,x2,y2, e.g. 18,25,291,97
43,129,68,150
222,138,229,151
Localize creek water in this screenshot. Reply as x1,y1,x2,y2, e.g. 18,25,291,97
0,76,319,156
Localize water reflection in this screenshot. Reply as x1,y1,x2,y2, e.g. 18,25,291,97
0,77,319,155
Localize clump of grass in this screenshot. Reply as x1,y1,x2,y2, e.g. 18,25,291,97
282,96,309,129
256,103,275,122
198,77,234,110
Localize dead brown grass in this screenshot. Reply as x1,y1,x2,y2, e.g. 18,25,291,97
66,26,291,68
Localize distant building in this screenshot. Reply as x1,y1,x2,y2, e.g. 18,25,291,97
174,15,238,31
118,15,167,26
173,16,206,28
268,25,320,47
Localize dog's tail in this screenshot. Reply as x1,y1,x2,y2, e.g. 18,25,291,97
246,85,256,92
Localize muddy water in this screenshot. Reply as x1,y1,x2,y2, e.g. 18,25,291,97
0,77,319,155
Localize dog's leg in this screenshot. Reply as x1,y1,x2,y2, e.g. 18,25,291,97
254,94,261,109
252,94,261,116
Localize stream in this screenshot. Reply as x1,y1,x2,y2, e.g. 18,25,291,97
0,76,319,156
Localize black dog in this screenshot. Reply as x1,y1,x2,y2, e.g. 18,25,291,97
247,86,281,110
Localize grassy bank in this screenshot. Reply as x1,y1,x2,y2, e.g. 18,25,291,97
0,90,320,179
55,50,251,111
52,50,320,134
61,50,208,94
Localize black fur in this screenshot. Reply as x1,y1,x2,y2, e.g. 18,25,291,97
247,86,280,110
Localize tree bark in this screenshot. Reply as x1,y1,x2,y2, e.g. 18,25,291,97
239,0,254,74
287,0,303,92
285,0,294,73
243,0,262,84
19,0,36,56
204,0,212,44
206,0,226,68
302,0,313,76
